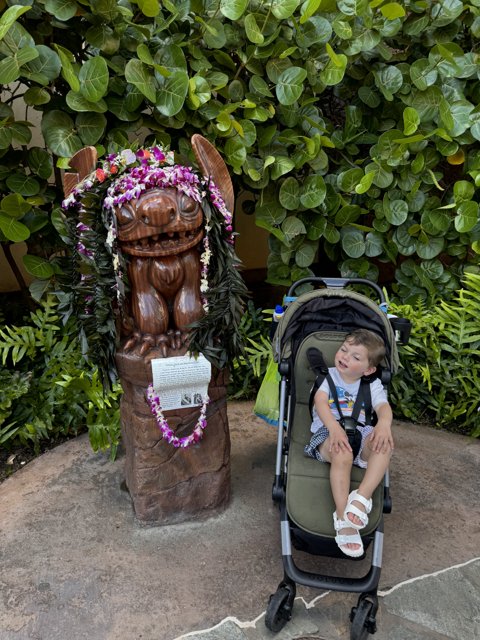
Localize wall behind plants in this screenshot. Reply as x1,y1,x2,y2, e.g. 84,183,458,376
0,0,479,304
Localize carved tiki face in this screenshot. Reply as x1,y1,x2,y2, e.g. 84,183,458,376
114,188,204,257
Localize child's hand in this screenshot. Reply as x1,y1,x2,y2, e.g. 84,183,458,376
328,423,352,454
369,421,394,453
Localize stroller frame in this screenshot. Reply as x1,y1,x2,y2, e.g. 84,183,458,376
265,277,410,638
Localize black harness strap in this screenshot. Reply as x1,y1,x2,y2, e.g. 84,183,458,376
307,347,373,458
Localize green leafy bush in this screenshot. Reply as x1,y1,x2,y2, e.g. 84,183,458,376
389,272,480,436
229,301,272,399
0,1,479,303
0,295,121,456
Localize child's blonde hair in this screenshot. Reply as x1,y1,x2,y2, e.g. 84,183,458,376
345,328,385,367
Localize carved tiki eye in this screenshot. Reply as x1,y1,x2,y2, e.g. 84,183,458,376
180,194,198,218
116,204,135,225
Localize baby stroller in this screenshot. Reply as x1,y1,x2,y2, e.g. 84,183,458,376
265,277,410,639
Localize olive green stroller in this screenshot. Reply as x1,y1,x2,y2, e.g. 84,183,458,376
265,277,410,639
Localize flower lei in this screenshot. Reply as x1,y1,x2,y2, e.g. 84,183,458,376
60,143,248,387
146,383,209,448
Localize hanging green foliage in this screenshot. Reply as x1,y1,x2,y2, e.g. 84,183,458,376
0,0,479,305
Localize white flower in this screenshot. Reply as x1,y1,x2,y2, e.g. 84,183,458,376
106,227,115,247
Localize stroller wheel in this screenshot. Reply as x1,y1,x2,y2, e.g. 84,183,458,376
265,585,295,633
350,595,377,640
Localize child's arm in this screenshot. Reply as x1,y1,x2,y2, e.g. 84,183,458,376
369,402,394,453
315,389,352,454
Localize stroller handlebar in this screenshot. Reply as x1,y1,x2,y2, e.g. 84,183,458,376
287,277,386,303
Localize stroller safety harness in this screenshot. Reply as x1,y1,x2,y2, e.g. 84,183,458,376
264,277,411,639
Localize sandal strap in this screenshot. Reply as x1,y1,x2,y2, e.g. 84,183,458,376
344,490,372,529
335,532,362,545
345,503,369,525
348,490,372,513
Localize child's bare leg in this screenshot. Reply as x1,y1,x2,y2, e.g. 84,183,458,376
346,436,392,527
319,440,361,553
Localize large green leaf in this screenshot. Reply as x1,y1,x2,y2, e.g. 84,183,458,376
279,177,300,210
337,168,363,192
203,19,227,49
23,86,50,106
416,235,444,259
449,101,475,136
86,24,120,55
300,174,326,208
244,13,264,44
66,91,108,113
455,201,479,233
53,44,80,92
22,253,54,279
421,209,450,234
271,156,295,180
41,111,82,158
0,46,38,83
156,70,189,116
337,0,368,16
282,215,306,242
79,56,109,102
22,45,61,84
138,0,160,17
374,65,403,100
6,174,40,197
385,199,409,225
410,59,438,90
106,96,140,122
28,147,52,180
454,180,475,203
0,212,30,242
44,0,78,21
341,227,365,258
1,194,31,217
125,59,157,102
275,67,307,105
365,231,384,257
224,137,247,171
76,113,107,145
380,2,406,19
271,0,300,19
320,54,347,86
295,241,316,267
403,107,420,135
296,16,332,46
220,0,248,19
0,5,31,41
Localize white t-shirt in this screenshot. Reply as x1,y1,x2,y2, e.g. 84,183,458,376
311,367,388,433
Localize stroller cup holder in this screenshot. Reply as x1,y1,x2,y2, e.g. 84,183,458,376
389,316,411,345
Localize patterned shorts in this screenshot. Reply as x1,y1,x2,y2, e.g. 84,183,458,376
304,424,374,469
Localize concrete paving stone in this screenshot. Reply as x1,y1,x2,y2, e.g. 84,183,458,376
382,559,480,639
372,613,454,640
174,620,249,640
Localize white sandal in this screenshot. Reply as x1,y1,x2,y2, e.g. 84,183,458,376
344,490,372,530
333,512,364,558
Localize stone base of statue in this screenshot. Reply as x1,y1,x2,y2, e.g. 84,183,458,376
115,346,230,525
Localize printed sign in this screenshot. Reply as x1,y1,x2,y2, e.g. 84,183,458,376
151,354,211,410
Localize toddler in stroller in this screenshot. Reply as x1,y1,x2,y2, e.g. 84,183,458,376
264,277,410,639
305,328,394,558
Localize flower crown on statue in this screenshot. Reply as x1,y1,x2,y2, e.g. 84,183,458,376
60,144,247,388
